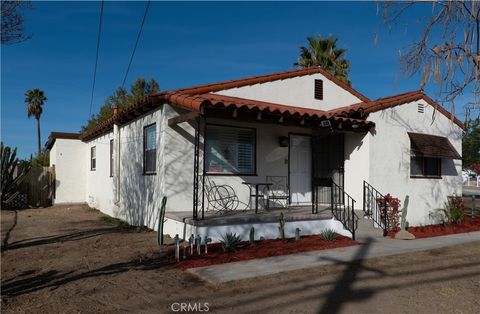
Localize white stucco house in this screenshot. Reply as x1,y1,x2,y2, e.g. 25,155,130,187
47,67,464,241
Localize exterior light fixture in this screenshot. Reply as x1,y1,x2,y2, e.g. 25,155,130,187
279,136,289,147
320,120,331,127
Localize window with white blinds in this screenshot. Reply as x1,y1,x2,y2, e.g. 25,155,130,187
205,125,255,174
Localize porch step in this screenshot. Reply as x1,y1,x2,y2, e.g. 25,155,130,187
355,210,384,242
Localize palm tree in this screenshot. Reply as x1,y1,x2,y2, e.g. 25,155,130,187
25,88,47,158
295,35,351,85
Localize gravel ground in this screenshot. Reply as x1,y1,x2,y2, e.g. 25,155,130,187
1,204,480,313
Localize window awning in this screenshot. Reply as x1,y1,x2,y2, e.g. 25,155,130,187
408,132,461,160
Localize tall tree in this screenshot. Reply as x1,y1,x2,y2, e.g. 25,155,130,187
1,0,31,45
295,35,351,85
380,1,480,113
25,88,47,158
82,77,160,133
463,117,480,168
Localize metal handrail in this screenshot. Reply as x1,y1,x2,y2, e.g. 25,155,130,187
363,180,388,236
331,181,358,240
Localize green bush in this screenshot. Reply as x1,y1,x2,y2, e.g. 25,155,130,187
434,196,465,224
220,232,242,252
319,229,337,241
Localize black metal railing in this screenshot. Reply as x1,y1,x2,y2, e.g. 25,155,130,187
362,180,388,236
331,182,358,240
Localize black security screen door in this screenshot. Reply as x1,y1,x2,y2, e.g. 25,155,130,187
312,131,344,205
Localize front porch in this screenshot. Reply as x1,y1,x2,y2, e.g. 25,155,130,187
163,204,353,243
166,205,332,226
165,99,373,241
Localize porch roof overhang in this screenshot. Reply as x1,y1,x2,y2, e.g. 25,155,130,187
162,92,375,130
408,132,461,160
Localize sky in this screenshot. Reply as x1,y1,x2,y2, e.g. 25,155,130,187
1,1,474,159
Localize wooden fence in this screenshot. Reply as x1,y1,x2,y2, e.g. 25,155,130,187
11,166,54,208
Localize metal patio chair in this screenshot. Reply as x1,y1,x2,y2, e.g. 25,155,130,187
264,176,289,209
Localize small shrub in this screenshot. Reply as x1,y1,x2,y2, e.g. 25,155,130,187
430,195,465,224
384,194,401,230
220,232,242,252
319,229,337,241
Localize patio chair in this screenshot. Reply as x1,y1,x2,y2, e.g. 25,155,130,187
265,176,289,209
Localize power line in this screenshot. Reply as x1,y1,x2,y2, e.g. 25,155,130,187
121,0,151,89
88,0,104,119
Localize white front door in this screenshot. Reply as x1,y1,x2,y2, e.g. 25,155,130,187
289,134,312,205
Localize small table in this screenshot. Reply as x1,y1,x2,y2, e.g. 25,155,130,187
242,182,272,213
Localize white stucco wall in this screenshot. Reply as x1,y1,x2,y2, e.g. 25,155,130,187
344,132,370,207
85,133,116,214
367,100,463,226
84,107,166,231
163,217,351,243
213,73,363,111
116,109,165,230
49,138,86,204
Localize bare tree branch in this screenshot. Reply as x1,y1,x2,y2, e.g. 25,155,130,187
381,0,480,112
1,0,32,45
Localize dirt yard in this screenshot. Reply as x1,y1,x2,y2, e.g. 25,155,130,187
2,205,480,313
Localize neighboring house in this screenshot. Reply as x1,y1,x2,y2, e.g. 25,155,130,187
47,67,464,241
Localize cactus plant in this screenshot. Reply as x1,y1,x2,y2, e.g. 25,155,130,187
204,236,212,253
295,228,301,240
400,195,409,230
174,234,180,262
278,212,286,240
1,143,31,206
188,234,194,254
156,196,167,246
195,235,201,254
249,226,255,244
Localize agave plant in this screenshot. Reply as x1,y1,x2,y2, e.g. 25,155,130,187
220,232,242,252
1,143,31,206
319,229,337,241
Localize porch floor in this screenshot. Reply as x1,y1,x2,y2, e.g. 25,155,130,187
166,205,332,226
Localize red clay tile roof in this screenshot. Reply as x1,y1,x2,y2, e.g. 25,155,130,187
82,69,463,141
79,96,156,141
157,92,374,127
45,132,81,149
329,90,466,130
165,66,371,103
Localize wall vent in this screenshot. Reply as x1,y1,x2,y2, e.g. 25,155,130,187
314,79,323,100
417,103,425,113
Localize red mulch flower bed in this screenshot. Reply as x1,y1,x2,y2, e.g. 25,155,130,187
174,234,358,270
387,217,480,239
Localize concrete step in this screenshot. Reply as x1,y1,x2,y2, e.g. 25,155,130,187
355,210,384,240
